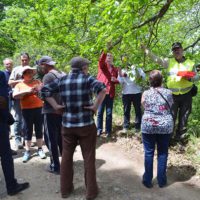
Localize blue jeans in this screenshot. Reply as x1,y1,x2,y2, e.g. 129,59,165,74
13,99,23,141
97,94,113,134
122,93,142,129
142,133,171,187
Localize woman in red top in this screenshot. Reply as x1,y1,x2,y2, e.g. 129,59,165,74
13,66,46,163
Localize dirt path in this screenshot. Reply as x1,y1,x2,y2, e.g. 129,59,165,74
0,137,200,200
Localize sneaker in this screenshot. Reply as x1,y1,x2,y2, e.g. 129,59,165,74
105,133,111,138
97,131,102,137
46,165,60,175
7,182,30,196
15,139,23,150
135,128,140,133
11,149,17,156
23,151,31,163
121,128,128,133
37,149,46,159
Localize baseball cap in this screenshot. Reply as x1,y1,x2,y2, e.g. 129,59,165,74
172,42,183,50
37,56,56,66
69,57,91,69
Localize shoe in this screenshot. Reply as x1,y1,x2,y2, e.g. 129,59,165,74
105,132,111,138
61,186,74,198
7,182,30,196
37,149,46,159
159,183,167,188
11,149,17,156
86,194,98,200
142,180,153,188
97,131,102,137
31,142,36,147
15,140,23,150
46,165,60,175
135,128,140,133
23,151,31,163
121,128,128,134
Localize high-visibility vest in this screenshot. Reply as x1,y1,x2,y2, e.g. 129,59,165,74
167,58,194,95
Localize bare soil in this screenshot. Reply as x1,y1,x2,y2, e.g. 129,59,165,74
0,133,200,200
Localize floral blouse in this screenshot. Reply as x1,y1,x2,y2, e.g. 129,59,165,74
141,87,174,134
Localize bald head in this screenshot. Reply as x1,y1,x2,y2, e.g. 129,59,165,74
3,58,13,72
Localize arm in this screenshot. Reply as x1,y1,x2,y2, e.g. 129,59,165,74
13,85,35,99
141,92,145,107
98,52,112,81
8,68,22,87
84,76,107,113
45,97,65,112
84,88,106,113
8,79,22,87
141,45,169,68
39,78,60,100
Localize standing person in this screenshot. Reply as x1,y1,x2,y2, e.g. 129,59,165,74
141,70,174,188
37,56,65,174
3,58,17,155
97,51,119,137
40,57,106,200
0,70,30,195
141,42,199,141
13,66,46,163
8,53,31,149
3,58,14,110
118,55,146,132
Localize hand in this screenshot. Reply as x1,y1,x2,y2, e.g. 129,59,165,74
84,105,98,115
52,104,65,115
140,43,147,51
106,41,112,51
0,96,7,109
111,76,117,82
34,83,43,92
118,68,123,77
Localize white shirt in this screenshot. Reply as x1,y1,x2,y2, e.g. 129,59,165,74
118,65,146,94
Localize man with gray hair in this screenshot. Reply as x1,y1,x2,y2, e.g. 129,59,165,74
40,56,106,200
37,56,65,175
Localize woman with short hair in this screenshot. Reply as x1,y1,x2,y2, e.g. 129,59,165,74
141,70,174,188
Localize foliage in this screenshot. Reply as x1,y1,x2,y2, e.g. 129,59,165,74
0,0,199,68
0,0,200,138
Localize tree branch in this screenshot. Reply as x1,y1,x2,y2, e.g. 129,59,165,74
184,37,200,51
108,0,174,50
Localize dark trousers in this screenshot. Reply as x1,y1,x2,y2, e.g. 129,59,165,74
142,133,171,186
97,94,114,134
61,124,98,199
122,93,142,129
0,109,17,191
22,108,43,141
172,92,192,136
44,113,62,171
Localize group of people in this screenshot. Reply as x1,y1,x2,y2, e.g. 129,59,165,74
0,41,199,199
